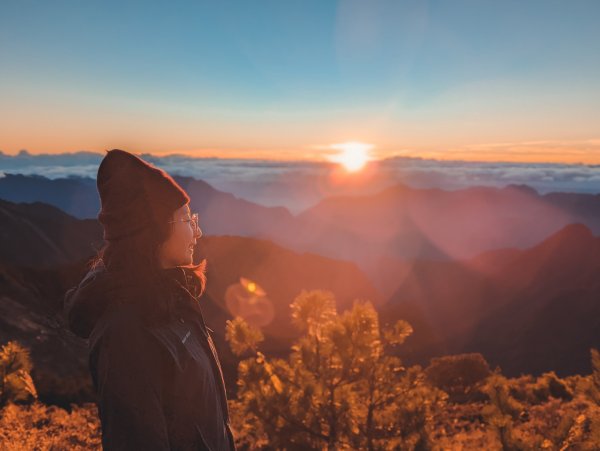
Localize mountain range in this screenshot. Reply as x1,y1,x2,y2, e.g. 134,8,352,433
381,222,600,376
3,173,600,293
1,176,600,406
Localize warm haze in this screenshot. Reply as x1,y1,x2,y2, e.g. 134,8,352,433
3,1,600,448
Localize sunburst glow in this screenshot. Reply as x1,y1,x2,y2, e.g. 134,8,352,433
327,141,374,172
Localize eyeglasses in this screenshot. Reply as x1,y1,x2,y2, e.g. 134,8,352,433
168,212,202,238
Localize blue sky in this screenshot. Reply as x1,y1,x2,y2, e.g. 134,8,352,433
1,0,599,161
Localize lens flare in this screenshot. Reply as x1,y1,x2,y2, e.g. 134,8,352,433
225,277,274,327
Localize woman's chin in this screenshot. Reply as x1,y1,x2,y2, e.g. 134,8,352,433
183,251,194,264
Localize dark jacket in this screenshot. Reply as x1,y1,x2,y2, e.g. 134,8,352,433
64,262,236,451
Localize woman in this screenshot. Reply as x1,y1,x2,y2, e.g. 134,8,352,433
63,149,236,450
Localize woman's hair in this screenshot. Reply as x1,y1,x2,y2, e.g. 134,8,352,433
87,208,207,326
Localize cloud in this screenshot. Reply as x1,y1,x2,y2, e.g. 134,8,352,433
380,154,600,194
2,145,600,213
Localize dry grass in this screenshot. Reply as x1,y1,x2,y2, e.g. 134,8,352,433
0,401,101,450
3,394,600,449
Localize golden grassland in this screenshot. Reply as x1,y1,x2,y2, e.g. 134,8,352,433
3,390,600,450
2,289,600,450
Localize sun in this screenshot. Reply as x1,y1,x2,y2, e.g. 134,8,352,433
327,141,374,172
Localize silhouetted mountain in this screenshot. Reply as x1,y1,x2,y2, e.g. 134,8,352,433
0,173,99,218
0,173,296,229
196,234,381,339
466,223,600,377
0,199,102,267
296,183,600,263
176,176,297,238
381,223,600,376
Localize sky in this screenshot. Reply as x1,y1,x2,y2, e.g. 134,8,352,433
1,0,599,163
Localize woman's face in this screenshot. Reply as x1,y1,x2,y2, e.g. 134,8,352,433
158,204,201,268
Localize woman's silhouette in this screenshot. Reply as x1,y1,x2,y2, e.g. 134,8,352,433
63,149,236,450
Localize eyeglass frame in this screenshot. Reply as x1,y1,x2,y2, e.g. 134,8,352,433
167,212,202,238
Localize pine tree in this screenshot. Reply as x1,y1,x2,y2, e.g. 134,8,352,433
226,289,446,450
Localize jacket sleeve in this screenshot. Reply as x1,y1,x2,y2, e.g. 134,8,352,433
91,311,172,451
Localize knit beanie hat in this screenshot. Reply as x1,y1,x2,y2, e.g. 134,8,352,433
96,149,190,241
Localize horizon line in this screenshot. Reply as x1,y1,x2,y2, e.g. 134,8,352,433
1,147,600,167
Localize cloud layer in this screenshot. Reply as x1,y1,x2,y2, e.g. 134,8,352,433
2,149,600,213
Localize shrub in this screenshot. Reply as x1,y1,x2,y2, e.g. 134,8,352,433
0,341,38,407
425,353,491,403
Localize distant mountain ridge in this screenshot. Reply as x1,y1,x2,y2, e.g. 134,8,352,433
381,222,600,376
3,174,600,290
0,198,102,267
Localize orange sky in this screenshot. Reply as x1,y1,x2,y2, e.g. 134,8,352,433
3,139,600,165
